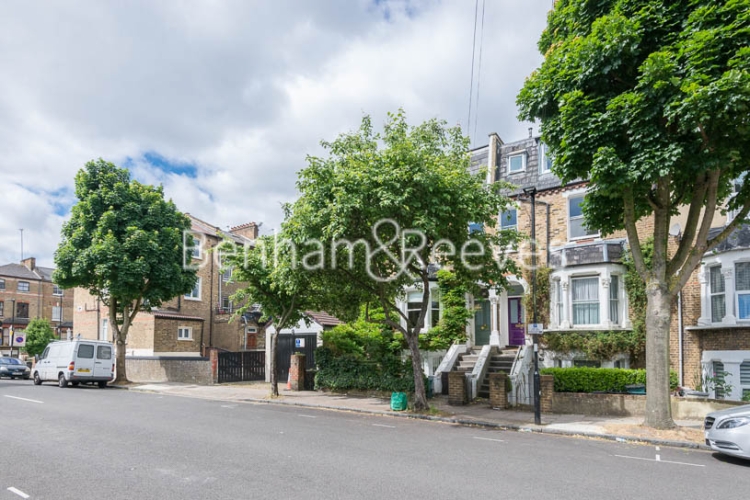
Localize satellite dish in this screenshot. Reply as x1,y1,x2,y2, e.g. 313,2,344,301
669,223,681,237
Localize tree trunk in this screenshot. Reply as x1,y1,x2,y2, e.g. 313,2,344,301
270,330,279,397
114,331,128,384
404,331,428,411
643,281,675,429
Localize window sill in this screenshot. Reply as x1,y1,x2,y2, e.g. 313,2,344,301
183,297,201,301
177,338,194,341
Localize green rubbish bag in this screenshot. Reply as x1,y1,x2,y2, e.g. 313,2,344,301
390,392,408,411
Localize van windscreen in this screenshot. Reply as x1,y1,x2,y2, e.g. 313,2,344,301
97,345,112,360
77,344,95,359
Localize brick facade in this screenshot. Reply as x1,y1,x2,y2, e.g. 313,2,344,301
72,214,264,357
1,257,74,353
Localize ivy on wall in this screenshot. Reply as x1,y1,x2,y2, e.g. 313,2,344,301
419,269,472,351
522,261,551,326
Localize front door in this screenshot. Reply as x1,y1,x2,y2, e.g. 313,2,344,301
508,297,525,346
474,299,491,346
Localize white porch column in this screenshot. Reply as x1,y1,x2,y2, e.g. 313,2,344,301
697,269,711,326
560,278,571,329
723,267,737,325
489,289,500,347
600,275,611,328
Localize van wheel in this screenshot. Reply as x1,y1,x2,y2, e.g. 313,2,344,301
33,372,42,386
98,381,107,389
58,374,68,388
71,381,80,387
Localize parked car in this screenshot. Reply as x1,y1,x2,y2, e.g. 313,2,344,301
704,404,750,460
0,357,31,379
33,339,115,388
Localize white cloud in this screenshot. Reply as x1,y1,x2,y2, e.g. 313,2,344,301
0,0,551,267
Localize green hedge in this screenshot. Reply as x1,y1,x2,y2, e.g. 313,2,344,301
314,317,416,393
315,348,415,393
540,367,679,393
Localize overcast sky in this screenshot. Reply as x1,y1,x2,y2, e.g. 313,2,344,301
0,0,552,267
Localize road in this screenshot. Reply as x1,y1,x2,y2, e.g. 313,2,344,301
1,378,749,500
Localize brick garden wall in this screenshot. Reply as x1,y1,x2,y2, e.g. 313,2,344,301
126,356,213,385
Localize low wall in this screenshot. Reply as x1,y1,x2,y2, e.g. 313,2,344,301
540,374,746,419
126,356,213,385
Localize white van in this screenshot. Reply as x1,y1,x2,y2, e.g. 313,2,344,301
33,339,115,388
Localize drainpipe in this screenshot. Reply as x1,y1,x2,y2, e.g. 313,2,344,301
678,291,684,386
209,240,215,347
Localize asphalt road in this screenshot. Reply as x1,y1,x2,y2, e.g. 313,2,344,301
1,378,749,500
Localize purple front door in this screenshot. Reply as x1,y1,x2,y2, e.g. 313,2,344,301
508,297,525,346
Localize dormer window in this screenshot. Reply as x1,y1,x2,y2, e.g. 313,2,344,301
539,143,553,173
508,153,526,173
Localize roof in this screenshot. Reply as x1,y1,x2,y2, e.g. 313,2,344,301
708,224,750,254
187,214,250,245
153,312,205,321
0,263,50,281
304,311,342,327
469,135,585,196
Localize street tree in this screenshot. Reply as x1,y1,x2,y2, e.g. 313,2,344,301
518,0,750,428
285,111,519,411
227,235,329,397
54,159,197,383
23,318,55,358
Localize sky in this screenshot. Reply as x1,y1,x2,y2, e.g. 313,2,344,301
0,0,553,268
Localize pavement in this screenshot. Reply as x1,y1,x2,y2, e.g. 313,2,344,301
117,381,709,450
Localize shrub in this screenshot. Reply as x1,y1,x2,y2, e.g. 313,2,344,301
23,318,56,357
315,318,416,393
540,367,679,393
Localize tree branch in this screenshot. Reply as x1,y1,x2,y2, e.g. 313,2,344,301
623,187,648,280
675,169,722,291
667,173,708,277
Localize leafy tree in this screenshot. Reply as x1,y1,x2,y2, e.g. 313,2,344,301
285,111,519,410
518,0,750,428
228,234,328,396
23,318,55,357
54,159,197,383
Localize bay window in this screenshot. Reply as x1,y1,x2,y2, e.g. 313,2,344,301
571,277,599,325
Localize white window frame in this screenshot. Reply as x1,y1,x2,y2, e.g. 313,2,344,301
709,266,726,323
0,279,5,290
736,261,750,321
52,284,63,296
500,208,518,232
221,295,233,314
221,266,233,283
539,143,552,174
404,288,441,330
508,153,526,174
554,279,563,327
609,275,620,326
52,306,62,322
0,301,4,318
184,277,202,301
571,276,600,326
100,318,109,342
17,281,30,292
568,194,599,241
177,326,193,341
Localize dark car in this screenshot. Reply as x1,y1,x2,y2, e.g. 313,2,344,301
0,357,31,379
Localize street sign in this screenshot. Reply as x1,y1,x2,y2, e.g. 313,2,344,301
295,338,305,348
527,323,544,335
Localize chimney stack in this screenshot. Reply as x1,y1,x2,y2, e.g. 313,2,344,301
528,127,533,138
21,257,36,271
229,222,259,240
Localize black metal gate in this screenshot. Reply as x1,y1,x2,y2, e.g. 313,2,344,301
277,334,317,381
217,351,266,383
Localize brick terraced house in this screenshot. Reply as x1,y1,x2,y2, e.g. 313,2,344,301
0,257,74,355
73,214,265,357
427,131,749,402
